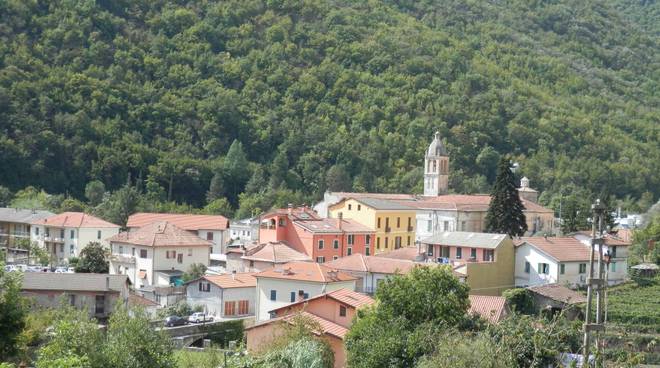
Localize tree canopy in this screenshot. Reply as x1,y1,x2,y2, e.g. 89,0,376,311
0,0,657,216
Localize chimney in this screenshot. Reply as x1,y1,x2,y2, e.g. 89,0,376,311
287,203,293,215
105,276,110,291
232,270,236,280
338,212,343,230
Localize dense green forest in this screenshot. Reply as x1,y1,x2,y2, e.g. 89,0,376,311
0,0,658,219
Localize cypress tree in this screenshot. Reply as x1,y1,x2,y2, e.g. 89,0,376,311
485,157,528,237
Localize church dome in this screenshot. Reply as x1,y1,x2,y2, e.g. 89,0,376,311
426,131,447,157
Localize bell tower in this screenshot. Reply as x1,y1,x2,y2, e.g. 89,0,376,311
424,131,449,196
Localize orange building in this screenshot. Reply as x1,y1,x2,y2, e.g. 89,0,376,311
246,288,374,368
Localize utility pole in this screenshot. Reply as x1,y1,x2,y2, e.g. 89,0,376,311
583,199,607,367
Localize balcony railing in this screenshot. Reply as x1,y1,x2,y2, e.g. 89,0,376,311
385,227,391,233
407,226,414,232
0,231,31,238
43,236,64,243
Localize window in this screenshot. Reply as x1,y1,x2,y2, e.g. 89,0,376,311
579,263,587,274
394,236,401,249
199,282,211,292
407,217,412,228
333,255,338,260
538,263,549,274
59,244,64,253
270,290,277,301
461,221,466,230
348,234,354,245
119,246,123,254
377,218,381,228
347,248,352,256
188,248,193,256
70,230,75,238
357,204,361,211
456,247,462,259
207,232,214,241
525,261,530,273
427,221,432,232
427,244,433,256
177,254,183,263
316,256,325,263
70,244,74,255
97,230,101,239
238,300,249,315
60,229,65,238
318,240,324,249
610,262,617,272
166,250,176,259
95,295,105,315
560,264,565,275
225,301,236,316
278,217,286,227
376,237,380,249
444,221,449,231
290,292,296,302
483,249,494,262
407,236,411,246
339,305,347,317
35,227,39,236
348,204,352,210
610,246,617,258
69,294,76,306
140,249,148,258
470,248,477,259
132,248,135,256
385,218,389,229
396,217,400,228
365,247,370,256
333,240,339,249
365,235,370,245
384,237,389,248
46,228,50,237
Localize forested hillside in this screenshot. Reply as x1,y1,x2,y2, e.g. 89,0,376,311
0,0,658,218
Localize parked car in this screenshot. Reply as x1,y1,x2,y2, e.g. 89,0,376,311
4,264,18,272
163,316,187,327
188,312,213,323
54,267,68,273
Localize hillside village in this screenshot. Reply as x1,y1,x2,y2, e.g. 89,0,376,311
2,133,657,367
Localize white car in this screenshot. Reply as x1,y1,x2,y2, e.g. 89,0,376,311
188,312,213,323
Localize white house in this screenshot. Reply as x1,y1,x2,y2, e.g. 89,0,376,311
325,253,417,294
514,237,628,288
573,232,631,284
229,217,259,246
31,212,120,265
185,272,256,318
126,213,229,265
108,221,211,289
254,262,356,322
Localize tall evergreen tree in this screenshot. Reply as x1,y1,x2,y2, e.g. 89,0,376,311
485,158,528,237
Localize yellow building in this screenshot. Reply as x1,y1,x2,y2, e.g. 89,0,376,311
328,197,416,254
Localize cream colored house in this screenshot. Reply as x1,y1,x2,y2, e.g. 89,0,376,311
31,212,120,265
254,262,356,321
108,221,211,289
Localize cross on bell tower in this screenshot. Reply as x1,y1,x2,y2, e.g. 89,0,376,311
424,131,449,196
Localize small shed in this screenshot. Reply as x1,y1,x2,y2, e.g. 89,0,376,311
527,284,586,320
631,263,659,278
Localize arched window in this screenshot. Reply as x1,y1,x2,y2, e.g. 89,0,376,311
432,160,437,172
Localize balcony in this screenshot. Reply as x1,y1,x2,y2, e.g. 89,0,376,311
111,254,136,264
407,226,414,232
43,236,64,243
385,227,391,233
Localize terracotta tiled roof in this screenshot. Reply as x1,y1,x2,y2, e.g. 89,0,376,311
287,312,349,339
256,262,356,283
269,288,375,314
241,242,312,263
375,246,425,261
330,192,416,201
196,273,256,289
518,237,594,262
468,295,507,323
326,254,416,274
33,212,120,228
127,212,229,230
527,284,587,305
293,218,374,234
262,207,320,221
107,221,213,247
419,194,553,213
128,292,160,307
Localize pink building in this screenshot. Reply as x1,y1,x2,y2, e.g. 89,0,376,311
246,288,374,368
259,206,375,263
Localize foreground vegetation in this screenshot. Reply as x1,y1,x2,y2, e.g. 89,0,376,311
0,0,658,219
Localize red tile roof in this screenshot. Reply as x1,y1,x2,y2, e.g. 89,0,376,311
527,283,587,305
517,237,594,262
468,295,507,323
241,242,312,263
33,212,119,228
326,254,417,274
417,194,552,213
128,293,160,307
256,262,356,283
375,247,424,261
107,221,213,247
127,212,229,230
288,312,349,339
293,218,374,234
197,273,256,289
269,288,375,315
